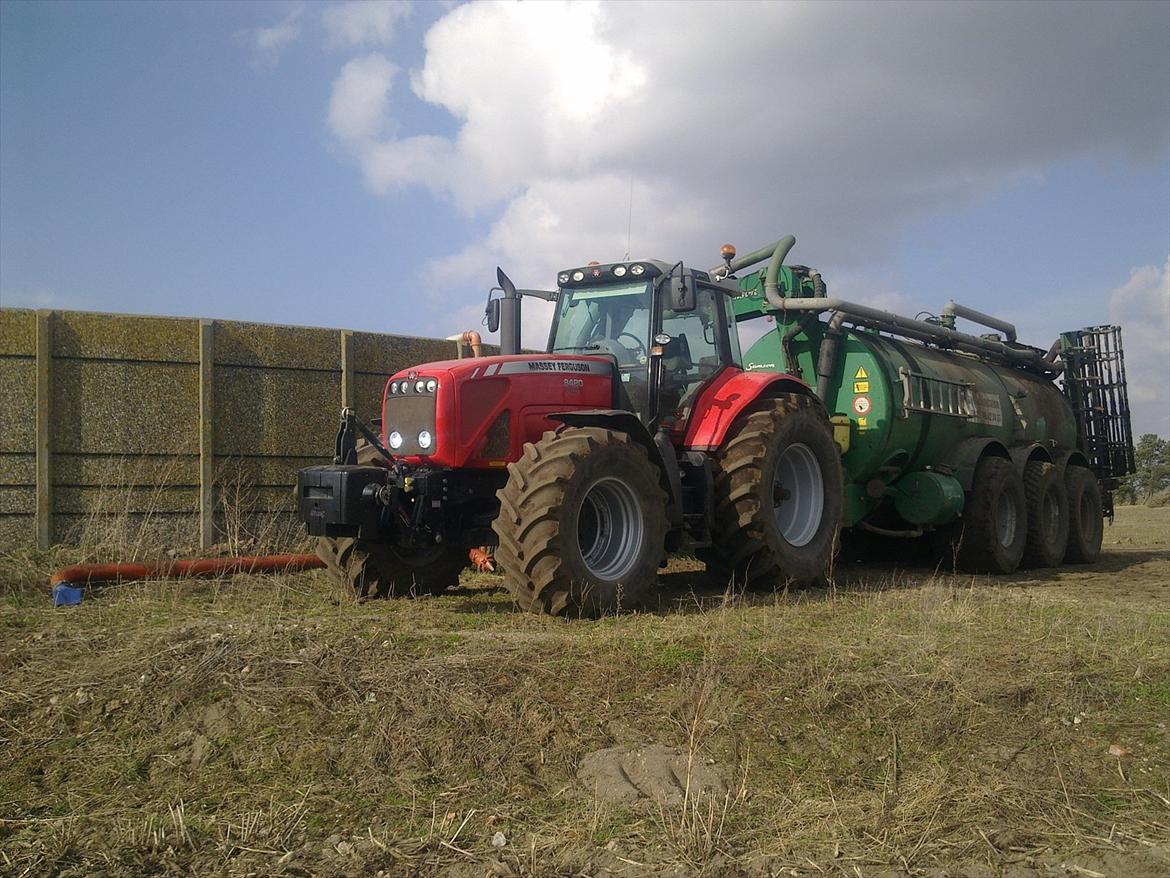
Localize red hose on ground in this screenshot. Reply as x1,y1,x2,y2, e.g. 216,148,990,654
50,553,326,589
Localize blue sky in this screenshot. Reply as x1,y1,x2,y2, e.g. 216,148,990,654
2,1,1168,433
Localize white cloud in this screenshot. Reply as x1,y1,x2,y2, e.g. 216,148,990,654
244,5,305,70
328,55,398,143
323,1,1169,359
1109,257,1170,437
323,1,412,48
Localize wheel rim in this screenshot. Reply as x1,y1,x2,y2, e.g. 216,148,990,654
577,477,645,581
773,442,825,548
995,490,1018,548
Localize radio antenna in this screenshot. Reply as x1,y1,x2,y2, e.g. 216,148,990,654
624,174,634,261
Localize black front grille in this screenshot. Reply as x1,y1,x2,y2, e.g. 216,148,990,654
384,393,436,456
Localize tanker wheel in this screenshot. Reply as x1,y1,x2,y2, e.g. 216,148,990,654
492,427,668,618
315,536,467,598
707,395,843,589
1064,465,1103,564
1021,460,1069,568
956,456,1027,573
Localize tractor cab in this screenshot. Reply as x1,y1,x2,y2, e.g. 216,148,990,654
547,260,743,429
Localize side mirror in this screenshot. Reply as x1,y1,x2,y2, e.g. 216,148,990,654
668,273,695,312
485,298,500,333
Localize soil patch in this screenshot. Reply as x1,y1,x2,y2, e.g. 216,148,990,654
577,744,728,806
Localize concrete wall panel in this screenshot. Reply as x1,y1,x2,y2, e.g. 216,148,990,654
0,358,37,453
216,322,340,370
0,308,35,356
53,312,198,363
214,366,339,457
52,453,199,487
51,360,200,455
0,453,35,487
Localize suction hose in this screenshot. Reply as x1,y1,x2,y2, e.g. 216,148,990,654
50,554,326,603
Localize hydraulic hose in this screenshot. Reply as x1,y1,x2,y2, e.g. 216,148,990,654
50,554,325,592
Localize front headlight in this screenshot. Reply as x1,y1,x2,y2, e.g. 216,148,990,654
388,431,404,450
417,430,433,450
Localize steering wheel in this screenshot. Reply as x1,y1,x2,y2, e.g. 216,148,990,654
616,332,648,360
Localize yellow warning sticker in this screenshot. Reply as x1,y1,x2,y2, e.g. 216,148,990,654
854,366,868,379
857,416,868,429
853,380,869,394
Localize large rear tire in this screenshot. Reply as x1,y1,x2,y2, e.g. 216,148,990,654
1064,466,1103,564
707,395,843,589
1022,460,1069,568
956,457,1027,573
492,427,668,617
315,438,467,597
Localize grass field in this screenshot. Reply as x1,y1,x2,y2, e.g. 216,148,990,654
1,507,1167,877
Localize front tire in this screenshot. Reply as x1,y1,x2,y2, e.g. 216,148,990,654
315,537,467,598
1064,466,1103,564
314,437,467,597
956,457,1027,573
493,427,668,617
708,395,843,589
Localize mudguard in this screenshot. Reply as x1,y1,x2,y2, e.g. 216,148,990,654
945,437,1010,491
680,368,817,451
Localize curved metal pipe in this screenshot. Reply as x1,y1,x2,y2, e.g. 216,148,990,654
772,297,1057,375
762,235,798,309
710,234,798,279
943,300,1017,342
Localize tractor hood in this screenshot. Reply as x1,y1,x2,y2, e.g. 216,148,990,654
381,354,616,469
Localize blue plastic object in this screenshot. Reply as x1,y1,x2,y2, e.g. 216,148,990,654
52,584,84,607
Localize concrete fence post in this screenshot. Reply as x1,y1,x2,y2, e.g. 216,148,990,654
340,329,354,411
199,320,215,549
35,310,53,549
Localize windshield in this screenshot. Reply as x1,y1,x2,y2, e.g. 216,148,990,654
549,281,652,365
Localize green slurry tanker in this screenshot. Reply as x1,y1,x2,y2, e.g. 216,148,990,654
729,236,1133,573
298,234,1135,615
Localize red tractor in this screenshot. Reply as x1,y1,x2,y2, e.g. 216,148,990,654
298,241,843,616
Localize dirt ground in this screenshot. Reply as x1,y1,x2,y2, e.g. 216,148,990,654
0,507,1167,877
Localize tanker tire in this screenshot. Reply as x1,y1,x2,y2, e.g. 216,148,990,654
1021,460,1069,568
708,395,843,590
492,427,668,618
315,536,467,598
1064,466,1103,565
956,457,1027,574
314,437,467,598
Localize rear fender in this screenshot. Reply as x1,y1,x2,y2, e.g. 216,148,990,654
1053,447,1091,476
946,438,1010,491
680,368,820,452
1009,442,1054,474
548,410,682,525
